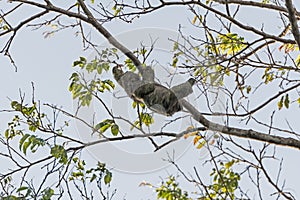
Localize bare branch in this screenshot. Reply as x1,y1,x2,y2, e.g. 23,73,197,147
285,0,300,47
213,0,300,18
180,99,300,150
77,0,143,69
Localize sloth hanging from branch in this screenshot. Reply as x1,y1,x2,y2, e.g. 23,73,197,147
112,64,196,116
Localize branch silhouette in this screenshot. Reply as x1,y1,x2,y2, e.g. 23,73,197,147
8,0,300,150
76,0,300,150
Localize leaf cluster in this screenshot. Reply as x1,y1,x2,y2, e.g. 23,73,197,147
204,160,240,200
69,158,112,185
5,101,47,155
155,176,191,200
95,119,119,136
2,187,54,200
131,112,154,130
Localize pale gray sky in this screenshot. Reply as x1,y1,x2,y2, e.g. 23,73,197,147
1,1,300,199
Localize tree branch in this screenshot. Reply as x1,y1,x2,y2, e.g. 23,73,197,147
8,0,300,151
213,0,300,18
77,0,143,69
180,99,300,150
0,10,48,70
69,127,206,151
212,82,300,117
285,0,300,47
114,0,295,44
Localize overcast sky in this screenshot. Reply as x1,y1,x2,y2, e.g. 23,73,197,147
1,1,300,199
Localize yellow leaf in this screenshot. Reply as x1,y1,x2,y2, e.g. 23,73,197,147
192,15,197,25
183,134,189,139
278,96,284,110
139,181,152,187
196,140,206,149
225,160,235,169
296,54,300,67
184,126,199,139
193,135,202,145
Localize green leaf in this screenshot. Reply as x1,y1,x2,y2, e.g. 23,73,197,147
141,113,154,126
132,101,137,108
130,120,140,131
69,72,79,81
80,56,86,62
11,101,19,109
104,171,112,185
90,174,97,182
100,124,111,133
172,56,178,67
284,94,290,109
78,160,85,170
278,96,284,110
113,6,122,16
29,123,38,132
105,79,115,89
73,56,87,67
133,102,145,109
18,134,45,154
22,140,31,155
97,65,103,74
51,145,68,164
95,119,115,134
5,129,9,139
173,42,179,51
225,160,235,169
11,101,21,111
246,86,251,94
72,171,84,178
95,123,102,131
140,103,146,109
102,63,110,72
140,48,147,55
16,186,28,192
111,124,119,136
42,188,54,200
19,134,30,151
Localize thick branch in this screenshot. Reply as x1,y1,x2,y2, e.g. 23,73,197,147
285,0,300,47
180,99,300,150
8,0,300,150
77,0,143,69
11,0,143,69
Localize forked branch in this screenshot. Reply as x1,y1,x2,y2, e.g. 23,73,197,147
7,0,300,150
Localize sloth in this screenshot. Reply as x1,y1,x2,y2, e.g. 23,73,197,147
113,65,195,116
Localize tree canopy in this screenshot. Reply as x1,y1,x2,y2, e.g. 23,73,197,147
1,0,300,199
